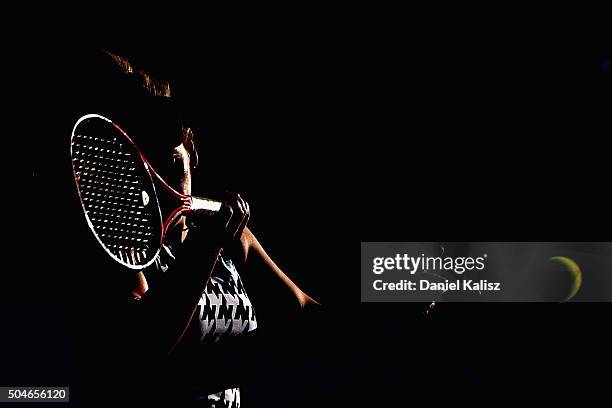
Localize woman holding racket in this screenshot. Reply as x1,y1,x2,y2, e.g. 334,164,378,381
63,49,319,406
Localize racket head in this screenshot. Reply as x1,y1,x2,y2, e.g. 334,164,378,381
70,114,163,270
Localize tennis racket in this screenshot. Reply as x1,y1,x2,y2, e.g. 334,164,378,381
70,113,222,270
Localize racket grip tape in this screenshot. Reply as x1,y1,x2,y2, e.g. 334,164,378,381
190,196,223,213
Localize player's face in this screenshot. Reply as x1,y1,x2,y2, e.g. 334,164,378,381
164,143,192,244
170,144,192,196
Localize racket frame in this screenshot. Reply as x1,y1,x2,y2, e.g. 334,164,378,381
70,113,220,270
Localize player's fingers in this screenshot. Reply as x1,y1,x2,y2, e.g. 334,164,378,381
235,194,251,236
235,202,250,239
235,194,246,217
224,193,244,238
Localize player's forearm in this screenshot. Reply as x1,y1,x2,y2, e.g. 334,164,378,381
132,233,221,355
242,227,319,309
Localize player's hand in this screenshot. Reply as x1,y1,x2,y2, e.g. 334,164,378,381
218,192,250,244
187,192,250,246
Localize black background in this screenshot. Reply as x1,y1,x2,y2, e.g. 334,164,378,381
6,7,612,406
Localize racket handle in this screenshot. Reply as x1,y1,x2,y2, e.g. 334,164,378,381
190,196,223,213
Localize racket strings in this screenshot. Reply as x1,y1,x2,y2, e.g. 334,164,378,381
72,131,158,266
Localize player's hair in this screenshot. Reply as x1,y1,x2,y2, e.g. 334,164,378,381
100,49,199,169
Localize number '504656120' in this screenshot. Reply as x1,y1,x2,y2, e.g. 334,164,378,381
7,388,66,399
